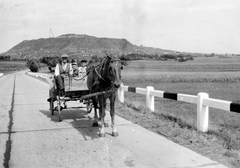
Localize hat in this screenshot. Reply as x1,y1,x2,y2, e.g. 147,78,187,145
80,59,87,63
72,62,77,65
61,54,69,58
72,59,77,65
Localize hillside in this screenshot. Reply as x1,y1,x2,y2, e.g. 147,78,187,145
1,34,176,59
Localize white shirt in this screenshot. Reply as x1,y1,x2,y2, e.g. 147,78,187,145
78,66,86,78
79,66,86,73
55,63,73,76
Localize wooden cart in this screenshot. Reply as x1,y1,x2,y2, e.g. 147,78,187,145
48,74,93,122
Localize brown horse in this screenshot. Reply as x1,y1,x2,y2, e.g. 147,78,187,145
87,55,122,137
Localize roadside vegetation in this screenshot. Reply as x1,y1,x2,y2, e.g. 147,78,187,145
119,53,194,63
115,56,240,168
0,61,27,74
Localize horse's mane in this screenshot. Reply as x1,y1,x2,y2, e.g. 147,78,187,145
87,55,119,86
86,55,110,72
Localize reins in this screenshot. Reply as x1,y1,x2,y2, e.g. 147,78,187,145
72,73,88,81
94,65,110,84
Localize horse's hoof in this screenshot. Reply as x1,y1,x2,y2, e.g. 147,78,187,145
58,118,62,122
92,122,99,127
99,133,106,137
104,123,109,127
112,132,119,137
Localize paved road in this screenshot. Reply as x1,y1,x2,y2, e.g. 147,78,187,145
0,70,228,168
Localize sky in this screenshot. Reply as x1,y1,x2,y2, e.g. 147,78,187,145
0,0,240,54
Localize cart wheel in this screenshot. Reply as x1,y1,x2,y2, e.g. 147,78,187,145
86,103,93,113
63,102,67,109
50,100,54,115
57,98,62,122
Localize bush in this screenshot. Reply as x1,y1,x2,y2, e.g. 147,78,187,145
0,55,11,61
48,58,59,67
26,59,40,72
178,57,187,62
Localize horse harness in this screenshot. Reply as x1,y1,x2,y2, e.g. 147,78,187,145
89,56,121,93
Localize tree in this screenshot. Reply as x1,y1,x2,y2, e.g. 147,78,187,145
48,58,59,67
26,59,40,72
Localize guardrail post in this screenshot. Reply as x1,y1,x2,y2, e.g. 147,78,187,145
146,86,154,112
197,92,209,132
118,83,124,103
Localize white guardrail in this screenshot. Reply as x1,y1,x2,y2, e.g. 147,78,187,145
117,84,240,133
28,72,49,78
27,72,53,87
0,73,3,77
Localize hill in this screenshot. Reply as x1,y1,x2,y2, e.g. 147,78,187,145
1,34,176,59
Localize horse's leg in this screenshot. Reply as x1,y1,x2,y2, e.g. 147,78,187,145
110,95,118,137
92,97,99,127
99,96,106,137
102,98,109,127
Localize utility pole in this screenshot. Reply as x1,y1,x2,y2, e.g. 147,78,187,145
48,28,55,57
49,28,54,38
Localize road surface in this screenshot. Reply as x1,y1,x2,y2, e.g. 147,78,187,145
0,70,228,168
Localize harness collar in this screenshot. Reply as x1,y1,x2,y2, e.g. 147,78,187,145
95,56,121,87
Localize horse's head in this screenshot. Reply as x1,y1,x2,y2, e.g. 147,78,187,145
105,55,122,88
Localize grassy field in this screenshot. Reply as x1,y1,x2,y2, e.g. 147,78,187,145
0,61,27,74
115,56,240,168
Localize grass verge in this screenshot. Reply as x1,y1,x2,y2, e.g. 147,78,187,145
113,98,240,168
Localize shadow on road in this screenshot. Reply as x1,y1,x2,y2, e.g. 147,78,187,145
39,108,100,140
40,107,89,122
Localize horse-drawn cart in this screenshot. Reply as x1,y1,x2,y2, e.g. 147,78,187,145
47,55,122,136
48,74,93,122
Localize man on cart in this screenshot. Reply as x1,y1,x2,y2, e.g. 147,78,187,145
54,54,73,98
47,54,72,108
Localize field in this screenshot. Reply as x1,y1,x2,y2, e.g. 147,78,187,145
114,56,240,168
0,61,27,74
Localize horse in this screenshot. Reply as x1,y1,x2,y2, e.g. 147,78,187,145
87,54,122,137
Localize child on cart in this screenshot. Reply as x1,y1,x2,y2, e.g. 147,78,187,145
71,59,80,77
79,60,87,78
